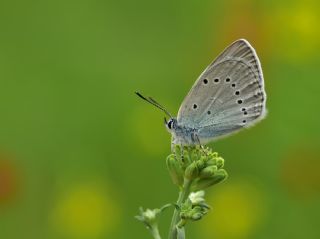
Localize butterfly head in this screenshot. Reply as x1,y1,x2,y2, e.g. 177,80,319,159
164,117,177,132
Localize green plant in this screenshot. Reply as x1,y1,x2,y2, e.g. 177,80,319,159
136,145,228,239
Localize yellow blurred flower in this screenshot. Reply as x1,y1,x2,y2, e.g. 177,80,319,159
200,179,266,239
266,2,320,62
51,182,120,239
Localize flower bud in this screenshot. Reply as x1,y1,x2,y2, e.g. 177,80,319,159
182,149,190,164
206,158,217,166
190,148,200,161
135,207,160,228
199,165,218,178
194,169,228,190
207,152,218,160
191,212,203,221
180,204,209,222
166,155,184,186
174,145,182,159
212,152,218,157
189,191,205,205
184,161,199,180
196,157,206,170
216,157,224,169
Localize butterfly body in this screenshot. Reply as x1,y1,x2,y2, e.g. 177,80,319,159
136,39,267,146
166,118,198,145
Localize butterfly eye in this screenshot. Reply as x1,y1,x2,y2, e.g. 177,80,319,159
168,120,173,129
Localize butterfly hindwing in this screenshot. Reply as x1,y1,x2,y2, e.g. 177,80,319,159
176,39,266,142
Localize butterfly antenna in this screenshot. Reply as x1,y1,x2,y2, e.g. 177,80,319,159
135,92,173,118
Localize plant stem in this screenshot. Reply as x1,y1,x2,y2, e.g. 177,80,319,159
168,178,192,239
150,224,162,239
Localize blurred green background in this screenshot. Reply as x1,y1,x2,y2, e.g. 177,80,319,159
0,0,320,238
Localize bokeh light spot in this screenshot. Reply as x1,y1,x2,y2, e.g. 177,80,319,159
281,146,320,200
0,152,20,207
51,182,120,239
268,3,320,62
200,180,266,239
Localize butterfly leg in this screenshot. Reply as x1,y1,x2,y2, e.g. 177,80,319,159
180,144,185,162
192,133,207,155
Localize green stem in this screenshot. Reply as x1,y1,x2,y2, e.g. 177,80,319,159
150,224,162,239
168,178,192,239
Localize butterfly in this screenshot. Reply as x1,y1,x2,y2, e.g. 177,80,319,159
136,39,266,146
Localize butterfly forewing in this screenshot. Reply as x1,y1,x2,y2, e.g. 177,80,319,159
177,39,266,141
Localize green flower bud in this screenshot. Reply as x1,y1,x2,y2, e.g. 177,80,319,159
200,155,208,162
194,169,228,190
174,145,182,159
135,207,160,228
196,156,207,170
182,149,190,164
190,151,197,162
184,161,199,180
209,152,218,158
180,203,209,222
189,191,205,205
191,212,203,221
166,155,184,186
206,157,217,166
216,156,224,169
179,189,211,225
199,165,218,178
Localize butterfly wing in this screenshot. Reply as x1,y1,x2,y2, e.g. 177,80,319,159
177,39,266,142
